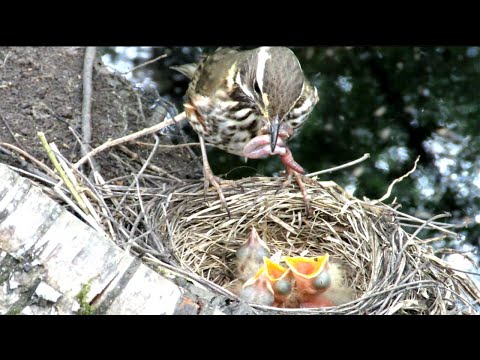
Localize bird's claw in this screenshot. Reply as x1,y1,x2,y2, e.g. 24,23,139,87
275,169,312,216
202,172,232,218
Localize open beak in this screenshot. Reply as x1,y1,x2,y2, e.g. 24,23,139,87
283,254,331,295
240,265,275,306
270,115,280,153
283,254,330,279
263,257,292,296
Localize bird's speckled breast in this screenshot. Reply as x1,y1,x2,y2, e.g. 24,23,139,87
187,90,265,156
186,98,313,157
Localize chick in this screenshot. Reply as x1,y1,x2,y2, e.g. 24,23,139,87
283,254,354,308
236,226,270,281
263,257,295,307
239,266,275,306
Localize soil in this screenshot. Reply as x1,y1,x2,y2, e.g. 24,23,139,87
0,47,201,181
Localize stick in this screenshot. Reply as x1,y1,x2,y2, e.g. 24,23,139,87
133,141,203,148
38,132,90,215
51,142,101,225
306,153,370,177
370,156,420,205
73,111,187,169
0,142,58,179
80,47,97,173
121,54,167,75
0,114,25,150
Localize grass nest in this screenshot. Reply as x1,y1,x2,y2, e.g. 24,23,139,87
3,113,478,314
145,175,480,314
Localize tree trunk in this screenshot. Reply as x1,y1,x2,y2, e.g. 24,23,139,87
0,163,254,314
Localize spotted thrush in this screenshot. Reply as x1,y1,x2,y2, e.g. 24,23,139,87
173,47,319,215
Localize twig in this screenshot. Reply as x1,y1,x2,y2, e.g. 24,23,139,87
0,145,55,183
0,142,58,179
369,156,420,205
113,135,163,221
67,163,123,242
52,182,104,235
2,49,12,78
407,213,452,243
121,54,167,75
81,47,96,167
6,165,58,188
0,114,25,151
388,206,458,237
126,176,147,250
118,145,182,182
307,153,370,177
133,140,204,149
73,111,187,169
1,50,12,67
82,47,96,146
37,132,90,215
69,126,99,175
51,142,102,226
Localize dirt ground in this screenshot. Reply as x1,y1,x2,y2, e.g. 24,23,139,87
0,47,201,181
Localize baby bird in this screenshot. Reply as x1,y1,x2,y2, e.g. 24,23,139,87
263,257,295,307
283,254,354,308
236,226,270,281
239,265,275,306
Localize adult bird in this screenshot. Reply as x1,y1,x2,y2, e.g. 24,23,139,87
173,47,319,216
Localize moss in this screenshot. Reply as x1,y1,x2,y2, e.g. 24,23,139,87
75,280,95,315
7,306,22,315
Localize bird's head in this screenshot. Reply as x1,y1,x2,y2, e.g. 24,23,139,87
236,226,270,281
233,47,306,152
283,254,331,295
263,256,292,296
236,226,270,263
240,265,275,306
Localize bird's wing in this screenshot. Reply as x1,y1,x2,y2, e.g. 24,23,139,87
170,63,199,79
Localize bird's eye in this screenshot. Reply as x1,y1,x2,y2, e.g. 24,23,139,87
253,80,261,94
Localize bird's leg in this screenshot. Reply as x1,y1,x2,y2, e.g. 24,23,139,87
199,136,231,217
281,168,312,216
279,149,312,216
243,134,311,215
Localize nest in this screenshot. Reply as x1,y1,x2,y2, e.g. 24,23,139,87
3,112,479,314
144,176,480,314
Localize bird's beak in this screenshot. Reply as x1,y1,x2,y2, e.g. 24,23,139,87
242,265,267,288
283,254,330,279
240,265,275,306
264,257,292,298
283,255,330,296
263,257,289,282
270,115,280,153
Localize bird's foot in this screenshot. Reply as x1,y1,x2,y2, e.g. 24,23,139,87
202,168,232,218
292,170,312,216
199,135,238,218
275,170,311,216
277,151,312,216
